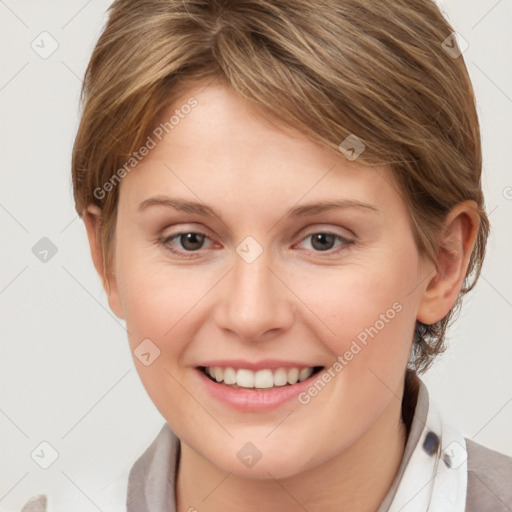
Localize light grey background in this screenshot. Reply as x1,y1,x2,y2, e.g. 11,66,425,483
1,0,511,510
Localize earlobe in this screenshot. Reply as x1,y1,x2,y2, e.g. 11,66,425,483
417,201,479,325
83,205,125,319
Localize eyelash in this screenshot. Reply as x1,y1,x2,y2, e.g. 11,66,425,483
158,230,354,259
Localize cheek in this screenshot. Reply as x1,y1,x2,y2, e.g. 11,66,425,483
114,240,186,350
114,253,202,421
292,247,420,420
114,247,224,374
118,272,193,353
292,250,419,355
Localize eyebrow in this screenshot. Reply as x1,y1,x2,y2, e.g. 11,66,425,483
137,196,379,219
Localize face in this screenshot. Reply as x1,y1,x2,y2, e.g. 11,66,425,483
105,81,430,479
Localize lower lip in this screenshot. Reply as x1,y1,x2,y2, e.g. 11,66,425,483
195,368,320,411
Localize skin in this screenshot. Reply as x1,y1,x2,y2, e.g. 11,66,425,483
84,80,479,512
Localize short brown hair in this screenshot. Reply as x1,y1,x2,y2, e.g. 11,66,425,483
72,0,489,372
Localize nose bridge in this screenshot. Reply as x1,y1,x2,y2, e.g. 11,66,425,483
214,241,294,341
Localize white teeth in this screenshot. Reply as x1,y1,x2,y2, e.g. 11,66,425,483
223,367,237,385
273,368,288,386
287,368,299,385
254,369,274,388
299,367,314,381
204,366,317,389
236,369,254,388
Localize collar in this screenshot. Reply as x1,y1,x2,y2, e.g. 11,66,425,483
378,370,468,511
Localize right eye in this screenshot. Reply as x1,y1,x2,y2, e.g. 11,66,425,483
159,231,214,258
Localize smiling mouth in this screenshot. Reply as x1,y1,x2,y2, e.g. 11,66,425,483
198,366,324,390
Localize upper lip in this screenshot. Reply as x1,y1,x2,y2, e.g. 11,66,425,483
197,359,323,371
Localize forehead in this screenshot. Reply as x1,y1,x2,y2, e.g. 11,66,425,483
118,82,405,219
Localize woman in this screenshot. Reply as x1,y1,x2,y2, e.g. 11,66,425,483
21,0,512,510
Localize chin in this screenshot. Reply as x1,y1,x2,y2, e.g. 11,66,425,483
202,436,321,480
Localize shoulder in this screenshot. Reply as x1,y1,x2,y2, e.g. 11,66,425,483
126,422,179,511
18,424,175,512
19,495,47,512
128,421,177,481
465,438,512,512
18,474,129,512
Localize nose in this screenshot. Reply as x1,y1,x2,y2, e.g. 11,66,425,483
213,246,295,343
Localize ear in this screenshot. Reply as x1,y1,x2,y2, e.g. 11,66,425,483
83,204,125,319
417,200,480,325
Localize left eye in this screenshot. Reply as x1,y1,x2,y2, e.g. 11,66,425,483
296,232,352,253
